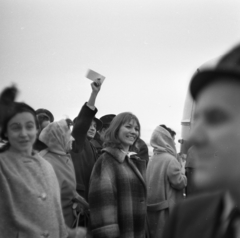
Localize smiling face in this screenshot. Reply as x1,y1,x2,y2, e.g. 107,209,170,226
189,79,240,191
118,119,139,151
6,112,38,155
87,120,97,139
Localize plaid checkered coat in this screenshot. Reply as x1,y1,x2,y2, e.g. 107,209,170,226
89,147,147,238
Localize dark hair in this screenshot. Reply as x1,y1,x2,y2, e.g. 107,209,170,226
65,118,73,129
0,102,38,152
160,124,176,138
0,85,18,126
36,114,49,128
103,112,141,149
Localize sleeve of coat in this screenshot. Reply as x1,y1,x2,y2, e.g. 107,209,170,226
71,102,97,153
167,158,187,190
89,158,120,238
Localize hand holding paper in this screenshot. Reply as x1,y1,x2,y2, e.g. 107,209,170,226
86,69,105,84
91,80,101,94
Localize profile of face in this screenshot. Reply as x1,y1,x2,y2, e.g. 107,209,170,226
6,112,38,155
65,119,74,152
118,119,139,151
41,120,50,129
87,120,97,139
37,114,50,130
66,129,74,152
189,80,240,190
99,127,107,141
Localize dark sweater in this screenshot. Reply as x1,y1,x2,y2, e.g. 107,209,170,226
71,103,98,201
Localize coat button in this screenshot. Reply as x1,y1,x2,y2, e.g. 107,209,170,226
41,230,49,237
41,192,47,200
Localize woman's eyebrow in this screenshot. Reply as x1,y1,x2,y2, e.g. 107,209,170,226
9,121,34,126
9,122,20,127
26,121,34,124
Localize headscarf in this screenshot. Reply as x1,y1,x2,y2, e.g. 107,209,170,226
39,119,72,155
150,126,177,157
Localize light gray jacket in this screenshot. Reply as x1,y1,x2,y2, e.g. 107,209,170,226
0,150,68,238
146,126,187,238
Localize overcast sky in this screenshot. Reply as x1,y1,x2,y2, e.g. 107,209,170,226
1,0,240,149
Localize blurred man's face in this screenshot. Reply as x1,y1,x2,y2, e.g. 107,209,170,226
189,79,240,191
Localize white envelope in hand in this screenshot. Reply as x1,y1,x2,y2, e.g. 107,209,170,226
86,69,105,84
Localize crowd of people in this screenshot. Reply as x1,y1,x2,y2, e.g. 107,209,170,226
1,42,240,238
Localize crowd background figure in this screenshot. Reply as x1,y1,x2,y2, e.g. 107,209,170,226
146,125,187,238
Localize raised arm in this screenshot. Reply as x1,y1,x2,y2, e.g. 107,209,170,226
87,81,101,109
71,81,101,153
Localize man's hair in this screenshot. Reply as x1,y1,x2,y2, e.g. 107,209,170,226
99,114,116,131
65,118,73,129
103,112,141,149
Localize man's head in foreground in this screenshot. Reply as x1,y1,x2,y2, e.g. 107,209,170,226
189,44,240,192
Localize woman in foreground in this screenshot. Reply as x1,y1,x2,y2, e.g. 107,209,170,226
89,112,147,238
0,90,86,237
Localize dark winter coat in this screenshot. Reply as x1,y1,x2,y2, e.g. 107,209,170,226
162,191,225,238
130,138,149,165
71,103,98,201
89,147,147,238
90,132,103,159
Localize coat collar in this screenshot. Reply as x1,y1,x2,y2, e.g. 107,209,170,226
102,147,136,163
103,147,147,193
